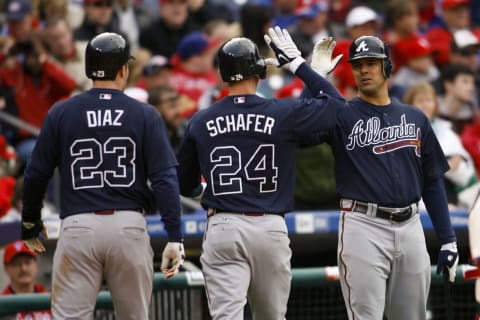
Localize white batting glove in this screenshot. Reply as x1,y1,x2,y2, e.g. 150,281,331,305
436,242,459,283
264,26,305,73
161,242,185,279
310,37,343,77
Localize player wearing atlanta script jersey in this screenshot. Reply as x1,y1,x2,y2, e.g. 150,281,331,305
20,32,184,320
305,35,459,320
177,27,343,320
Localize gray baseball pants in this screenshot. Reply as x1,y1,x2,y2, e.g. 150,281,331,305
201,213,292,320
338,210,431,320
51,211,153,320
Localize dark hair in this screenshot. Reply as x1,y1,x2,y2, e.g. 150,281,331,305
440,63,475,84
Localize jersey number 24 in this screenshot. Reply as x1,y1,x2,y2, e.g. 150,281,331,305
210,144,278,195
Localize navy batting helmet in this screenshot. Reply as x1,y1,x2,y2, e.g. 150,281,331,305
348,36,393,78
85,32,134,80
217,37,266,83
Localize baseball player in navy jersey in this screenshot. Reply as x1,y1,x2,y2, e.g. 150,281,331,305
20,32,184,320
176,26,343,320
303,35,459,320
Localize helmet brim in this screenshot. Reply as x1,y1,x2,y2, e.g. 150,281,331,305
348,53,387,62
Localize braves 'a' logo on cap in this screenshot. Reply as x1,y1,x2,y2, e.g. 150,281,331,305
356,41,369,53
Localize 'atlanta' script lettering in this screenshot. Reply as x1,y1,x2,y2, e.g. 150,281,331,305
346,114,417,150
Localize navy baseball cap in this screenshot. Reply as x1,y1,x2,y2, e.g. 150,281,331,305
6,0,32,21
177,32,217,61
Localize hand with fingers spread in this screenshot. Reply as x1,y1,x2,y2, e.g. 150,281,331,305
264,26,305,73
21,219,48,253
310,37,343,77
161,242,185,279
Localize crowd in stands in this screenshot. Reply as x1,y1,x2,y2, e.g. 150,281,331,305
0,0,477,216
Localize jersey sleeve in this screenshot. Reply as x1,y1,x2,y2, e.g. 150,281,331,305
290,94,341,139
176,121,201,196
23,108,60,220
421,122,450,184
296,63,345,101
292,64,344,144
143,108,182,241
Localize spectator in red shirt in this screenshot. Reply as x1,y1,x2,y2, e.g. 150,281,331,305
384,0,421,71
2,240,52,319
0,43,76,164
170,31,219,118
0,2,76,165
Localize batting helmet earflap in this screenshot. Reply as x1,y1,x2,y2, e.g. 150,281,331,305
217,37,266,83
348,36,393,78
85,32,134,81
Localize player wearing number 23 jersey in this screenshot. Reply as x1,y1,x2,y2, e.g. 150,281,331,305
177,27,343,320
21,33,183,320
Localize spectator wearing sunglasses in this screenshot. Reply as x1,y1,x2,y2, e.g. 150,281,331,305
148,86,186,152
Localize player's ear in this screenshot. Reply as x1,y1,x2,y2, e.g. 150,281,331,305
118,63,129,82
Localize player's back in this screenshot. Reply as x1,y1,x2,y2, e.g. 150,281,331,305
186,93,337,214
34,88,175,217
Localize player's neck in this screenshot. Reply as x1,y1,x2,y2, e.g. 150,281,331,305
92,81,124,91
358,89,391,106
92,74,127,91
228,79,258,96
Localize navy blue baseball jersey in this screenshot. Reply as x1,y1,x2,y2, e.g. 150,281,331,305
22,88,181,239
317,97,449,207
177,64,343,214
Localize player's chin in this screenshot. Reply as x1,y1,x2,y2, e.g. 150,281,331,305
358,85,378,96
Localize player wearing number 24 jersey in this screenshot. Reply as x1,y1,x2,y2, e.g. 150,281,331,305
177,27,343,320
21,32,184,320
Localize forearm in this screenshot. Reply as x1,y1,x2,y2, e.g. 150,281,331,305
22,176,48,221
423,177,456,244
295,63,344,101
150,167,182,242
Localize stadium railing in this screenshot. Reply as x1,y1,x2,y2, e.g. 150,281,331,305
0,265,477,319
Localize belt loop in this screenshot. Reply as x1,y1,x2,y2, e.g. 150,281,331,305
411,203,418,214
340,199,355,211
366,202,377,217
